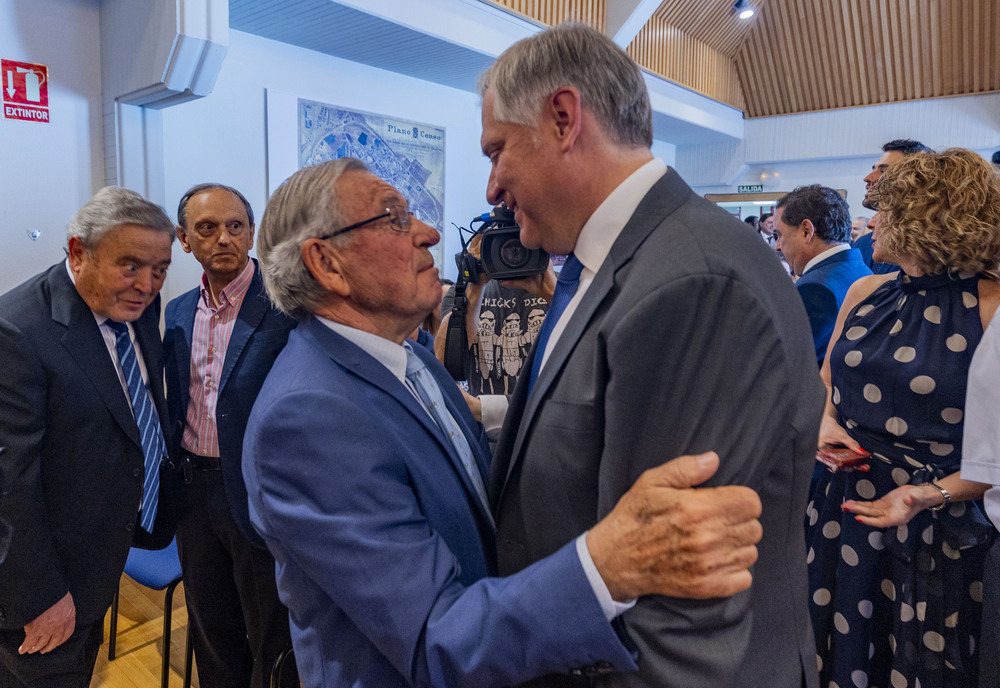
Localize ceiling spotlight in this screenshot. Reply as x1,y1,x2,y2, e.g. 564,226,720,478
733,0,755,19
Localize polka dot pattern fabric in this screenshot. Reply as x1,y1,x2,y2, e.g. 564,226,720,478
807,272,995,688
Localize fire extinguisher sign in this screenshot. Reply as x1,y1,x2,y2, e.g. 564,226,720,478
2,59,50,123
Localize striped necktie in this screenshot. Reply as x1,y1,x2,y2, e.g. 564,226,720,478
107,320,164,533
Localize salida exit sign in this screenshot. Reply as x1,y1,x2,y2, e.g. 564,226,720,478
2,59,50,123
738,184,763,193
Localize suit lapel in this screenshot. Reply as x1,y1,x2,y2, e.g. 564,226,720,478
303,319,493,524
132,295,169,430
49,265,141,447
219,266,268,393
421,345,495,525
501,169,692,491
173,289,199,414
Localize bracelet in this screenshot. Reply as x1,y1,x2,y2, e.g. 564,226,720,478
926,482,951,511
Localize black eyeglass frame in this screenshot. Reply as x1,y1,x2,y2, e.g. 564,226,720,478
319,203,411,241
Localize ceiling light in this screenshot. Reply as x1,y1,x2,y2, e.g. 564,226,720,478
733,0,755,19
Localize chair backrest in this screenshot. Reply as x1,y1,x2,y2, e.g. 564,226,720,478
124,538,183,590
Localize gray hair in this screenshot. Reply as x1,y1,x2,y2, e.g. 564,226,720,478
478,23,652,149
177,183,255,228
257,158,368,320
67,186,175,249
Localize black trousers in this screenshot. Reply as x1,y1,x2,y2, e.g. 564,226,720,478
176,468,297,688
0,617,102,688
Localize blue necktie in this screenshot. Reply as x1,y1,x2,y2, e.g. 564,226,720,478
107,320,164,533
404,343,493,523
528,253,584,393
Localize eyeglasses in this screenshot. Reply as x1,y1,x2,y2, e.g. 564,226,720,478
320,202,412,241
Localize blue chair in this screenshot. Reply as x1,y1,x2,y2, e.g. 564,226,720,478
109,538,192,688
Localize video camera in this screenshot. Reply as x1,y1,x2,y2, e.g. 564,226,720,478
455,205,549,282
443,204,549,380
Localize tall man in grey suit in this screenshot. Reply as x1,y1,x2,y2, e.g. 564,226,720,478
0,187,175,687
243,157,764,688
163,184,297,688
483,25,825,687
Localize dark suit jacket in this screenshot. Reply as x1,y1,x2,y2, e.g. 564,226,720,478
0,262,173,629
796,248,873,366
493,169,826,688
852,232,900,275
163,260,295,546
243,318,634,688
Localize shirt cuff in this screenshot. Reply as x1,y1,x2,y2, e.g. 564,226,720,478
575,532,636,621
479,394,509,434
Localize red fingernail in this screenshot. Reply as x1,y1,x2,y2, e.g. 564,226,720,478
859,465,870,472
841,504,850,511
855,516,864,522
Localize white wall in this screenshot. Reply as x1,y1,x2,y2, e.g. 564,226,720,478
679,94,1000,219
159,30,493,297
0,0,103,295
2,1,996,298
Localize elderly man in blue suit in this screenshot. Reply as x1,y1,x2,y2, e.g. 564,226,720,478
242,157,765,688
774,184,872,367
163,184,297,688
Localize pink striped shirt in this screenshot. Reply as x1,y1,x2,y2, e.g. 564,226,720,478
181,259,256,457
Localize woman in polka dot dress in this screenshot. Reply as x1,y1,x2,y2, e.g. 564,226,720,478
807,149,1000,688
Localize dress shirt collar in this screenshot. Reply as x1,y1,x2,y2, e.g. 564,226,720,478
535,159,666,374
315,316,409,385
802,243,851,275
573,158,666,275
199,258,255,310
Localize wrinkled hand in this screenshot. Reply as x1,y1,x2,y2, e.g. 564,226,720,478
844,484,940,528
588,452,762,601
20,592,75,654
818,415,863,453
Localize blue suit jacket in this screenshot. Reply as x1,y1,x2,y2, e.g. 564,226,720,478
796,247,872,366
852,233,900,275
163,261,295,545
243,317,633,688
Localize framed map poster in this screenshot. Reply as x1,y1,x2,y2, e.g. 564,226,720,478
296,98,446,266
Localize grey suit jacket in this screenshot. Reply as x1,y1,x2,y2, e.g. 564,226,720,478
493,169,824,688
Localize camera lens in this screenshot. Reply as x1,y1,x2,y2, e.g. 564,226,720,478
499,238,529,268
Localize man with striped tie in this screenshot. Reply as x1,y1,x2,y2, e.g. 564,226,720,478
0,187,175,687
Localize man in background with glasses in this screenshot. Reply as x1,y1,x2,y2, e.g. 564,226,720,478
242,156,764,688
163,183,297,688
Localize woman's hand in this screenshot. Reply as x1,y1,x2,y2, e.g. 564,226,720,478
842,484,944,528
818,414,864,453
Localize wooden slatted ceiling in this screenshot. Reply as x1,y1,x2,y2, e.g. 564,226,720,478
486,0,605,32
651,0,769,58
481,0,1000,118
736,0,1000,117
482,0,744,108
628,17,746,110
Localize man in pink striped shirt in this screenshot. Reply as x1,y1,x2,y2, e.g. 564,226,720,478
163,184,297,688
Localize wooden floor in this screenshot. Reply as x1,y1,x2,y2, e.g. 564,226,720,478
91,575,199,688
